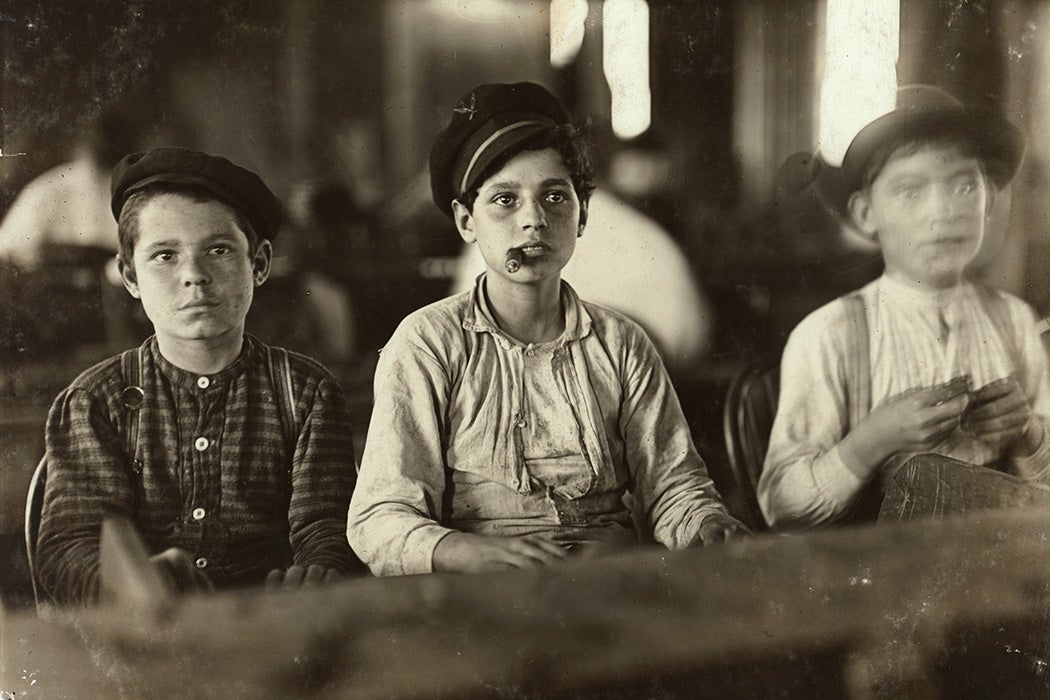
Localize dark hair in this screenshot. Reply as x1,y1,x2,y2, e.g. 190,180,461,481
117,183,260,282
859,131,985,193
455,123,596,216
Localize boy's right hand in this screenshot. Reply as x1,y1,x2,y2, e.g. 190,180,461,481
840,378,971,479
149,547,214,595
432,532,569,573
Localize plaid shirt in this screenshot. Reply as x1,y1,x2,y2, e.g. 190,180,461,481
37,335,362,605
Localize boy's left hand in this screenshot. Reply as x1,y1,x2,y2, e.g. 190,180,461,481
961,377,1038,454
698,513,752,546
266,564,343,591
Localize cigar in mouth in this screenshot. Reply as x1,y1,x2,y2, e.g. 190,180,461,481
505,248,524,273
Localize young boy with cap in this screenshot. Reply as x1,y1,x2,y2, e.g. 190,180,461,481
759,85,1050,529
347,82,746,576
36,148,364,604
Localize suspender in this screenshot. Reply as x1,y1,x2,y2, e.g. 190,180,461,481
841,293,871,427
265,345,300,460
972,282,1023,385
120,345,146,475
842,282,1023,429
118,340,301,476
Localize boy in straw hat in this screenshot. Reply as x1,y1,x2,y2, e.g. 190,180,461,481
759,85,1050,529
36,148,364,604
348,83,746,576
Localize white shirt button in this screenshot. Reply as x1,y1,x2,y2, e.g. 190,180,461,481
516,418,527,428
194,437,210,451
192,507,206,521
197,376,210,389
195,557,208,569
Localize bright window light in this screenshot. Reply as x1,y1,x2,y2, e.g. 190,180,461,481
818,0,899,166
603,0,651,139
550,0,588,68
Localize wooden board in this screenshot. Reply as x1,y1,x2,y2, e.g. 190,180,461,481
4,509,1050,698
880,453,1050,521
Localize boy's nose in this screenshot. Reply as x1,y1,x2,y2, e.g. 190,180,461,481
518,198,547,230
180,258,212,286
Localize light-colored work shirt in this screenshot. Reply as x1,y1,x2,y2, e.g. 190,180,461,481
348,277,732,576
759,275,1050,529
0,157,117,270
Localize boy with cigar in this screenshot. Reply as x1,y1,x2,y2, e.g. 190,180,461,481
348,83,746,576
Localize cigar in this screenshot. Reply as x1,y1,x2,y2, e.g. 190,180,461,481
505,248,523,273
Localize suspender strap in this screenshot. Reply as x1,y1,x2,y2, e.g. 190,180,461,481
266,346,299,458
841,293,871,428
120,344,146,474
973,282,1023,382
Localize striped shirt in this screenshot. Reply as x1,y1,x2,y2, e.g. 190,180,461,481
759,275,1050,529
37,335,362,605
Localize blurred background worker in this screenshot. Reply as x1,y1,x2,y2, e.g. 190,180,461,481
0,108,145,360
0,109,135,270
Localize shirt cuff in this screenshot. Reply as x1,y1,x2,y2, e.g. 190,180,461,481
1013,418,1050,481
402,523,458,575
816,446,868,506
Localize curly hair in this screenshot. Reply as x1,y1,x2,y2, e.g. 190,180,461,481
455,122,596,217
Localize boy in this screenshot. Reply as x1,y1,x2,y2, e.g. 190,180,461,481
37,148,364,605
347,82,746,576
759,85,1050,529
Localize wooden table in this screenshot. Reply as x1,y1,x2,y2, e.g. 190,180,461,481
4,506,1050,699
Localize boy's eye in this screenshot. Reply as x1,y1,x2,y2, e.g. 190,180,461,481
210,244,231,255
954,180,977,196
897,186,921,199
545,191,568,204
151,251,175,262
492,193,516,207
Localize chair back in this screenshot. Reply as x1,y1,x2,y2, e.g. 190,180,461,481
24,456,47,607
723,361,780,531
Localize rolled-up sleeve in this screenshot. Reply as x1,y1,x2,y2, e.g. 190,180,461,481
347,329,457,576
619,327,730,549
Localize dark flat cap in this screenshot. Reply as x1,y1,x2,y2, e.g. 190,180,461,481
111,147,283,240
429,82,570,219
816,85,1025,217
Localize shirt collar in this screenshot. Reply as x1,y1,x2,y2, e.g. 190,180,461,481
150,334,256,390
462,273,593,345
878,273,967,310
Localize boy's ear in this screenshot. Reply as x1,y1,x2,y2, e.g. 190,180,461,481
451,200,476,244
847,190,879,242
252,240,273,287
119,258,141,299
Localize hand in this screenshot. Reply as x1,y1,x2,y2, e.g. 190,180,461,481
265,564,343,591
697,513,751,546
149,547,214,595
841,378,971,478
432,532,569,573
961,377,1037,454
